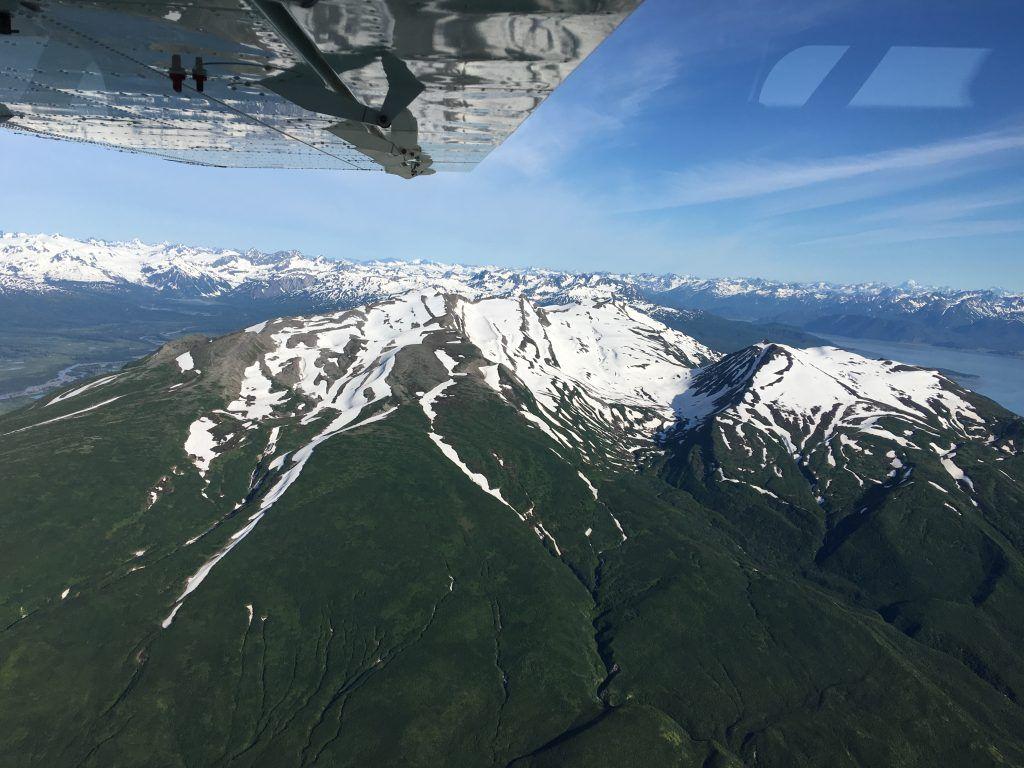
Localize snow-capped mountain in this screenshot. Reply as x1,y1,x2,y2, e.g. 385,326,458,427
16,290,1013,612
4,290,1024,765
664,340,1023,522
676,343,985,451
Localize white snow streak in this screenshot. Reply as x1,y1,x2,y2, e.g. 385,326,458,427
46,374,120,407
4,396,123,435
577,471,599,500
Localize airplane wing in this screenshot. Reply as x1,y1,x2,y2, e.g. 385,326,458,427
0,0,643,178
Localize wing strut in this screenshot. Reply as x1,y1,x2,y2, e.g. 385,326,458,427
249,0,432,177
250,0,386,125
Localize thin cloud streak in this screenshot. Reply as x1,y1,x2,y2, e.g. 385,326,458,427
617,129,1024,212
796,218,1024,248
858,188,1024,224
752,163,982,219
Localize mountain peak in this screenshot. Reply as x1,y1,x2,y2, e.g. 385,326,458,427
674,342,986,456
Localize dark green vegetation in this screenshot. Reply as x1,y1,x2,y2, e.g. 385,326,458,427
1,326,1024,767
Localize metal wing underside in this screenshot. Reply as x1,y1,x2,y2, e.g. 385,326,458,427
0,0,643,175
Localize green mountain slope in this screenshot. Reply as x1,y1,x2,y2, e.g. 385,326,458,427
1,294,1022,767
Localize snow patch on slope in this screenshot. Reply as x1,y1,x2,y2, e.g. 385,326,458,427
454,296,716,462
45,374,120,407
175,352,195,373
4,396,123,435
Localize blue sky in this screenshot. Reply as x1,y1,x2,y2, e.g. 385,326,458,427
2,0,1023,289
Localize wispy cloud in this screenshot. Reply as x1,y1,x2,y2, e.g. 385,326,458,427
858,188,1024,223
617,129,1024,212
796,218,1024,248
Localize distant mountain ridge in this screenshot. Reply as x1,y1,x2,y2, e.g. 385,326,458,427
4,232,1021,325
658,276,1024,354
0,231,686,306
664,275,1023,317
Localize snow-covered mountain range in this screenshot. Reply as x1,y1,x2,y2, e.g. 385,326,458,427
0,231,683,306
20,290,1010,580
3,230,1020,322
657,276,1024,354
3,231,1023,356
41,289,1006,559
661,276,1024,322
11,290,1016,615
